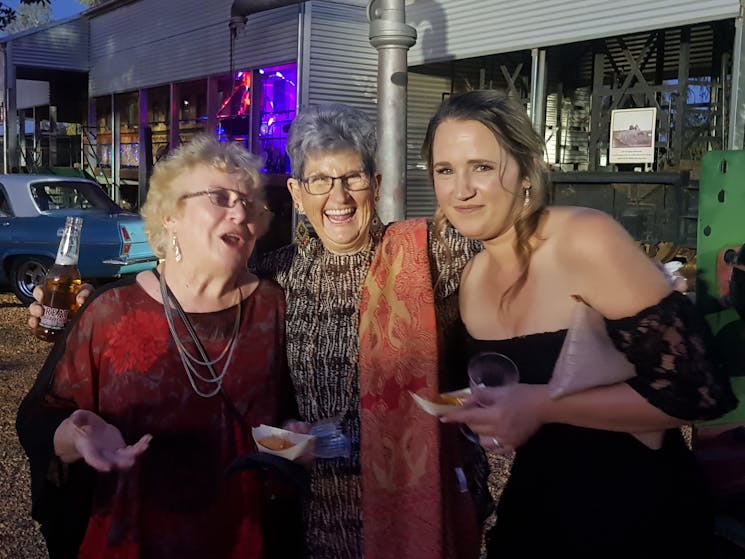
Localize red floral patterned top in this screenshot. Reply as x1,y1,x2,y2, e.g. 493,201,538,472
18,276,294,559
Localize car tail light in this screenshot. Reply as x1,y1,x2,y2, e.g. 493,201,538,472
121,226,131,255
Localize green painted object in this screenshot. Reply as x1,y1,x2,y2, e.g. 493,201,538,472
697,150,745,425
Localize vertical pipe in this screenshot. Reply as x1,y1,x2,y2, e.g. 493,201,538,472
111,93,120,203
589,50,605,171
368,0,416,224
48,105,58,168
138,88,149,207
169,83,180,152
292,1,309,234
675,27,690,163
85,97,97,180
530,48,547,137
729,8,745,150
206,75,219,139
4,42,18,173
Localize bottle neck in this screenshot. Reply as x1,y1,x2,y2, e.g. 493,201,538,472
56,219,82,265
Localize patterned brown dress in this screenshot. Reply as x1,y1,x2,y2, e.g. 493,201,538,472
256,222,490,559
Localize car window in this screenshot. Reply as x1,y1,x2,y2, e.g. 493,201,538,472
30,181,120,213
0,189,11,216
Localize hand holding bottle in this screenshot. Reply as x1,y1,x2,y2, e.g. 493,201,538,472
29,282,95,330
35,216,84,342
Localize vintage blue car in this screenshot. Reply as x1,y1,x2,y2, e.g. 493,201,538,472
0,174,157,304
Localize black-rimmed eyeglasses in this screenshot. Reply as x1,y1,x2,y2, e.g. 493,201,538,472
299,172,371,195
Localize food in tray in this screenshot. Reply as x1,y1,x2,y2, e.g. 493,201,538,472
257,435,295,451
251,424,315,460
409,388,471,416
431,393,466,406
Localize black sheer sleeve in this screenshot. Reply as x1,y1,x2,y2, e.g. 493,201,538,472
251,244,298,290
427,221,482,302
16,316,95,558
605,291,738,421
426,221,493,526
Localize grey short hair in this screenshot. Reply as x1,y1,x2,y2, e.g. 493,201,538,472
286,103,377,179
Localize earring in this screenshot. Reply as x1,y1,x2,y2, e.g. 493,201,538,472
171,233,182,262
369,211,385,243
294,220,311,250
294,203,304,215
523,186,532,208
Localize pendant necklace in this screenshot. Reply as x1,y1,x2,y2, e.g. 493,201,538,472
157,267,242,398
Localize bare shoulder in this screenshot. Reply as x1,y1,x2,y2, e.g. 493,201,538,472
549,206,633,265
136,269,162,303
546,206,669,316
459,249,486,287
548,206,623,240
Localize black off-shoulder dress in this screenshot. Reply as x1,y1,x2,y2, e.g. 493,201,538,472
465,292,737,559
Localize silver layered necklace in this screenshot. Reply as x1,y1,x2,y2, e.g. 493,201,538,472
158,267,242,398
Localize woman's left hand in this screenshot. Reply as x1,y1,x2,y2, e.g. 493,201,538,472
441,383,549,453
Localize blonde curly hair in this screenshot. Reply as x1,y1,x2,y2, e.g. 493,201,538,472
141,135,270,259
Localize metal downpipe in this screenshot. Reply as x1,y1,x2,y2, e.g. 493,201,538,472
368,0,417,224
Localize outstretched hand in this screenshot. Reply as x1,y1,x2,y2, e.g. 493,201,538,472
28,283,95,329
54,409,152,472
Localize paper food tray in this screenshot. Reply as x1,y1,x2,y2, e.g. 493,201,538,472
409,388,471,416
251,424,315,461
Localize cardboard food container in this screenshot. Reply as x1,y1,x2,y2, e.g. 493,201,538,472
251,424,315,461
409,388,471,416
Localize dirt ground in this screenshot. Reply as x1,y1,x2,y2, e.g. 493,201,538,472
0,292,50,559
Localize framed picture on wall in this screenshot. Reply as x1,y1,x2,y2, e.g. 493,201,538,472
609,107,657,164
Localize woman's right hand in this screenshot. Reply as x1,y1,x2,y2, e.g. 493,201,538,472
281,420,315,465
53,409,152,472
282,420,312,435
28,283,95,329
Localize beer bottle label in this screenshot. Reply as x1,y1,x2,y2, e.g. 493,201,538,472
39,305,70,330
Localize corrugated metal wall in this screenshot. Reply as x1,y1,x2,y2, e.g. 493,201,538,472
303,0,378,114
8,18,88,71
88,0,298,95
406,71,450,218
407,0,740,65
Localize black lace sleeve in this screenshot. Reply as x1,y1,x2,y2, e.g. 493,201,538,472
15,281,118,557
605,291,738,421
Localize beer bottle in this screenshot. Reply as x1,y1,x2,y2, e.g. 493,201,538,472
35,216,83,342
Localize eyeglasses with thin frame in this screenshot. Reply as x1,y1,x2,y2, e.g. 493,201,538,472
299,172,371,195
180,188,266,219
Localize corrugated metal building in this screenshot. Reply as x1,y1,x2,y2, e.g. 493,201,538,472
403,0,744,250
2,0,745,246
1,0,376,249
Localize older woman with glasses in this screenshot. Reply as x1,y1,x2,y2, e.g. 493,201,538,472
250,103,490,559
17,136,298,559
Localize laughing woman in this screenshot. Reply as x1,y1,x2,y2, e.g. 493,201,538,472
253,104,490,559
17,136,296,559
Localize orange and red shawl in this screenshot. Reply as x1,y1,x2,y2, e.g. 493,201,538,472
358,219,443,559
